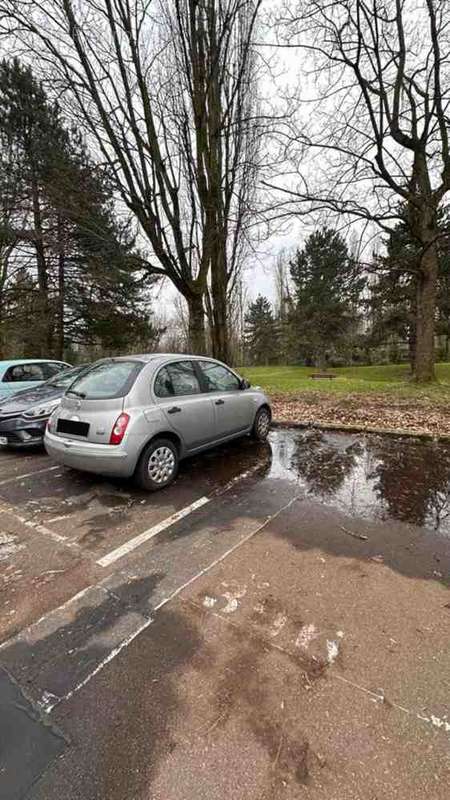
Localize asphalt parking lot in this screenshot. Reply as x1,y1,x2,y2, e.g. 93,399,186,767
1,428,449,799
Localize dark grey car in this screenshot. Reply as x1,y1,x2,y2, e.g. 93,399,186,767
0,364,92,447
45,354,271,490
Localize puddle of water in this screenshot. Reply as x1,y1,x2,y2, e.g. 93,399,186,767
267,428,450,536
3,426,449,539
182,438,271,486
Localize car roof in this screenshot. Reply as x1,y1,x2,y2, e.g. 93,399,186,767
101,353,227,365
97,353,185,362
47,362,90,377
0,359,68,369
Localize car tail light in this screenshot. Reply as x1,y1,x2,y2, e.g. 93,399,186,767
47,412,56,433
109,413,130,445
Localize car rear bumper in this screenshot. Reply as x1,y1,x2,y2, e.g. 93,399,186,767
0,416,47,446
44,430,136,477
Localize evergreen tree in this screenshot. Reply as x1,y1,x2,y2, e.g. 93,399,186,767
244,295,279,365
437,223,450,359
0,58,160,358
289,228,364,367
367,206,450,367
0,58,57,351
1,268,42,357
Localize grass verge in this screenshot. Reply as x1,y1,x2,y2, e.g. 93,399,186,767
242,363,450,404
240,364,450,436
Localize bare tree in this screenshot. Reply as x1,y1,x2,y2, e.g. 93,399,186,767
273,247,291,319
161,0,262,361
228,276,248,363
0,223,16,357
268,0,450,382
1,0,263,359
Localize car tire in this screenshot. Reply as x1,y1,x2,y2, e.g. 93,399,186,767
251,406,271,441
135,437,179,491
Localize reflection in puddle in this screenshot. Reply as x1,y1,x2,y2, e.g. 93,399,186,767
268,429,450,536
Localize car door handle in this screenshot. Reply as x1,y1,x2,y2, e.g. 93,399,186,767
215,399,225,405
167,406,181,414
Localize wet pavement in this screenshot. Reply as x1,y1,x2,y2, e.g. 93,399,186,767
0,667,65,800
0,428,449,799
271,428,450,536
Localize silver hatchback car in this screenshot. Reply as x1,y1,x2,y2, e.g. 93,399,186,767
45,354,271,490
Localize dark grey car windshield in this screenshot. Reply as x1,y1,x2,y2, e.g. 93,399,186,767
48,366,89,389
67,361,143,400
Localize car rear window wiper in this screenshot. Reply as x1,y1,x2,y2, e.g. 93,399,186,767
66,389,86,398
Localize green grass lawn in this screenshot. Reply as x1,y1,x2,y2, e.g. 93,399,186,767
241,363,450,403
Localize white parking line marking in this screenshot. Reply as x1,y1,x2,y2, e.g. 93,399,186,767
151,495,301,611
0,585,104,653
216,461,265,494
42,614,153,712
97,462,265,569
17,515,68,544
333,674,450,736
41,494,301,713
0,502,90,555
193,598,450,740
0,465,60,487
97,496,211,567
0,503,68,544
0,458,269,712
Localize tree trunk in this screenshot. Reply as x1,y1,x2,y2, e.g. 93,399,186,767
0,296,4,359
210,289,229,362
414,242,438,383
408,326,416,374
56,214,65,360
30,173,53,355
187,294,206,354
203,2,230,364
209,238,230,362
0,270,5,359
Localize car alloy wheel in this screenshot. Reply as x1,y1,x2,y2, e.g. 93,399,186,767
136,437,180,491
147,445,176,484
252,407,271,441
257,410,270,437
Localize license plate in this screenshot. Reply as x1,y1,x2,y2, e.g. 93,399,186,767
0,437,7,446
57,418,90,437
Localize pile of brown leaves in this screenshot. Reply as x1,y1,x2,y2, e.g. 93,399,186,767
271,392,450,438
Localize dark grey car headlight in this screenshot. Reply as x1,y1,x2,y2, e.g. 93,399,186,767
23,400,61,419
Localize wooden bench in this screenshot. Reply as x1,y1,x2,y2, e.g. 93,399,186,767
309,373,336,380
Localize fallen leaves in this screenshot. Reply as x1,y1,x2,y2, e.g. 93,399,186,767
271,391,450,437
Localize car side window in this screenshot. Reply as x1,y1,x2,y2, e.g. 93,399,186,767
3,365,23,382
154,366,174,398
198,361,241,392
155,361,201,397
24,364,46,380
3,363,45,382
42,363,65,379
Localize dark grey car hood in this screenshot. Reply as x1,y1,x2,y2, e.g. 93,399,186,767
0,384,63,415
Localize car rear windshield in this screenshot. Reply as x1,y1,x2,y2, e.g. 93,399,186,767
66,361,143,400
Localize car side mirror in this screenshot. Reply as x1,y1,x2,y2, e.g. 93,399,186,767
240,378,251,390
